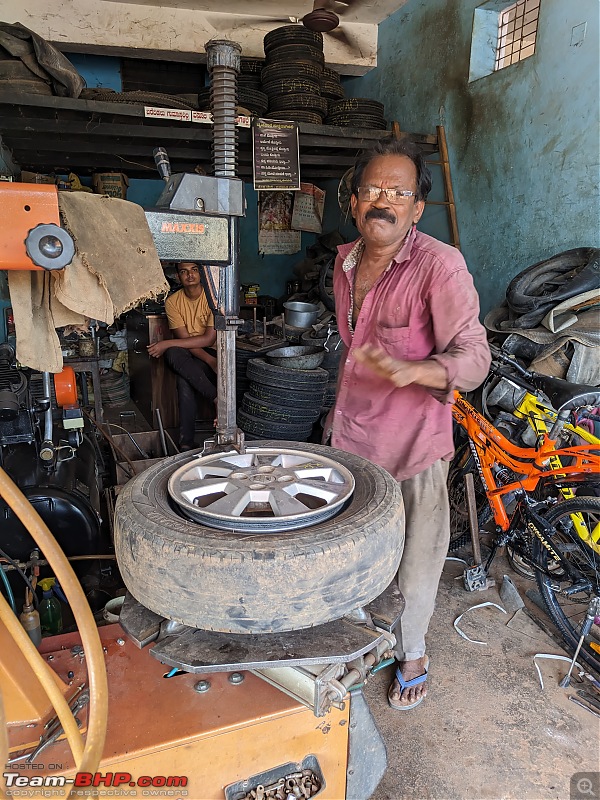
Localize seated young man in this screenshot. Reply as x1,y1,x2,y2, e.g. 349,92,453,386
147,262,217,450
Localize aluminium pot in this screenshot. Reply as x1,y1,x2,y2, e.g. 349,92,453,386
265,345,325,370
283,301,319,328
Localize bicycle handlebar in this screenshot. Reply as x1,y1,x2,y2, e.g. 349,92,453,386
488,345,534,380
488,362,537,394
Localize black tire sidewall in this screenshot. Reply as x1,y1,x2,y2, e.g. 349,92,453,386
533,496,600,671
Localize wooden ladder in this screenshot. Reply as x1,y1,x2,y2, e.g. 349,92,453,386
426,125,461,250
391,122,460,250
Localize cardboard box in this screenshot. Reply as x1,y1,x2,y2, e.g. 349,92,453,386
92,172,129,199
20,171,55,184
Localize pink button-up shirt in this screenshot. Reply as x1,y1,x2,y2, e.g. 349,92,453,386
330,227,491,481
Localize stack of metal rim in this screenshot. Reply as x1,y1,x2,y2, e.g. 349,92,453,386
262,25,328,125
198,57,269,117
325,97,387,130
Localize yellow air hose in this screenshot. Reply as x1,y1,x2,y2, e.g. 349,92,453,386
0,681,8,800
0,467,109,779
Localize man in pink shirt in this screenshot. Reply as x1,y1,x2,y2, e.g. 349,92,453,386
327,138,490,710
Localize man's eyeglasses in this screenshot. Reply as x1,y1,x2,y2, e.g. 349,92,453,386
357,186,417,204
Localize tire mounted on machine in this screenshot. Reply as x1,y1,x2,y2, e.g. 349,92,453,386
113,442,405,634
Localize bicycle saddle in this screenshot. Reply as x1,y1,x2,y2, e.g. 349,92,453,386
531,374,600,412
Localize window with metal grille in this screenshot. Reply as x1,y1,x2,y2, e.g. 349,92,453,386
495,0,540,70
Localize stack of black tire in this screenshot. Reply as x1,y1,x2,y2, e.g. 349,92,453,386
261,26,328,125
238,358,328,441
235,345,254,405
321,67,345,106
325,98,387,130
198,58,268,117
235,341,281,405
0,52,52,95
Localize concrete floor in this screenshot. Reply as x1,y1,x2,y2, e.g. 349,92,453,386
366,553,599,800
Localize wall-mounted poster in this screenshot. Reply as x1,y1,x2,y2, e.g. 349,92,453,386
291,183,326,233
252,119,301,192
258,191,301,255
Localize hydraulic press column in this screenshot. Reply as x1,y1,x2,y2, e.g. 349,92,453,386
206,39,242,448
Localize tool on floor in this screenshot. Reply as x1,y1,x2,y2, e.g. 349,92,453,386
568,695,600,719
577,690,600,713
499,574,525,613
463,472,494,591
559,596,600,688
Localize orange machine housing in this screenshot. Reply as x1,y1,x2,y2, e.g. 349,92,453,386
54,366,78,407
0,183,60,271
5,625,349,800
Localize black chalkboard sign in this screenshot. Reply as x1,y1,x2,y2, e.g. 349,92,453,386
252,118,301,191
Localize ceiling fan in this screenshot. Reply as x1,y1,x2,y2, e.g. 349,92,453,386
234,0,361,53
302,0,350,32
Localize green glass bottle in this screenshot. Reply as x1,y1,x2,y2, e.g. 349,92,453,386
38,577,63,635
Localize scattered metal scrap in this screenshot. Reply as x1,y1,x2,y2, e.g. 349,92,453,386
238,769,321,800
453,601,507,645
532,653,583,690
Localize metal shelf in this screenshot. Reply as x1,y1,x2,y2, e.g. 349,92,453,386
0,92,439,182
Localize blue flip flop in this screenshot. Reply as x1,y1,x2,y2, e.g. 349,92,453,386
387,656,430,711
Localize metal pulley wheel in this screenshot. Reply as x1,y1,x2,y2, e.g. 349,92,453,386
168,446,355,533
25,223,75,270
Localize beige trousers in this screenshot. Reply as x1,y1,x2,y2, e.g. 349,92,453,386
395,459,450,661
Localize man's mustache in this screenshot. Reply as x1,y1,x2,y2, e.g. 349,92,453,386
365,208,396,224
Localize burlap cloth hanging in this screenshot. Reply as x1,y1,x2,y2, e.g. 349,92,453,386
9,192,169,372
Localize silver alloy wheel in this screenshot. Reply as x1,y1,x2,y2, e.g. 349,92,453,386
168,446,355,532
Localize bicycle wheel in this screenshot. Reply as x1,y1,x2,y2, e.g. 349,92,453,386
533,497,600,672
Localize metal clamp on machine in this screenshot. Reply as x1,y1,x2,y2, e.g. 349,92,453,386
0,183,75,272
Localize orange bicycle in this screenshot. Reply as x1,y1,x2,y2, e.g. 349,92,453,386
450,372,600,670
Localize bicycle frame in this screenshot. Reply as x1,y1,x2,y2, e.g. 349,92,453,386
514,390,599,446
452,391,600,551
510,387,600,543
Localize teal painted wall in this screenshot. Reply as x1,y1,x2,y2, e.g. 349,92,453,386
341,0,600,317
65,53,122,90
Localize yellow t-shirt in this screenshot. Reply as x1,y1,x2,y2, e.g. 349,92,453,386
165,289,214,336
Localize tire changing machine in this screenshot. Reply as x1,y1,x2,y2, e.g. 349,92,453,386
2,40,404,800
